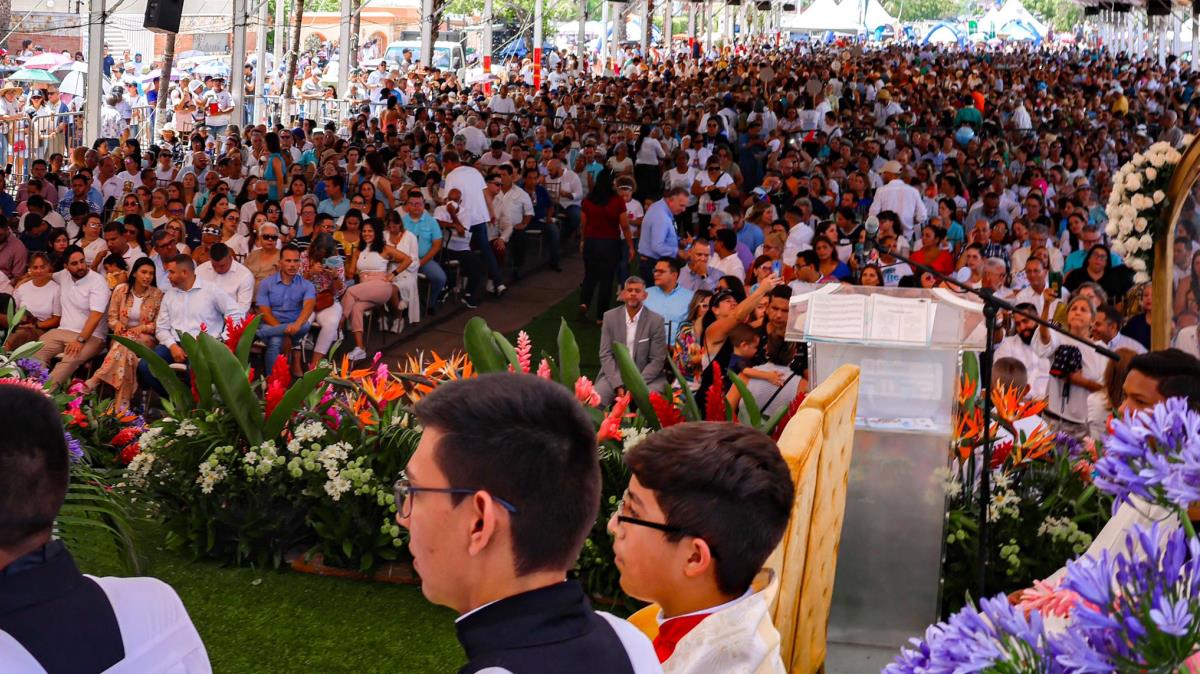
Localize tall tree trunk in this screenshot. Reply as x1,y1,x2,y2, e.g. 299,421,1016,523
284,0,304,100
155,32,176,139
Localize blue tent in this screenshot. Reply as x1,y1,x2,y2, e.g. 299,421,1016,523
923,22,964,45
998,18,1043,44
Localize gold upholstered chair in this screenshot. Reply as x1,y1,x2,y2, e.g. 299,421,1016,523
791,364,861,674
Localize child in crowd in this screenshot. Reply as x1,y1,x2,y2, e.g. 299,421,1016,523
610,422,794,673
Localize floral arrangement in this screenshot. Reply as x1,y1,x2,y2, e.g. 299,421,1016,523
942,355,1112,614
892,398,1200,673
1104,138,1188,284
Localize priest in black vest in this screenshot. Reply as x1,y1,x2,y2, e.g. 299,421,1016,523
402,374,661,674
0,383,210,673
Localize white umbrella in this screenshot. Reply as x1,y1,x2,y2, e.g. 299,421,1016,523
176,50,207,60
53,61,87,76
59,70,86,97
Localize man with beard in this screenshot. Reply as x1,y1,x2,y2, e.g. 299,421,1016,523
995,301,1051,399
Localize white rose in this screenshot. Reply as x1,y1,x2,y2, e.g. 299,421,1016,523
1129,257,1147,272
1106,222,1119,237
1154,190,1166,204
1140,234,1155,251
1111,240,1126,256
1125,174,1142,191
1118,218,1134,237
1135,271,1151,284
1133,153,1146,166
1150,154,1166,168
1145,167,1157,181
1185,134,1196,146
1150,141,1171,153
1167,149,1183,163
1135,217,1148,232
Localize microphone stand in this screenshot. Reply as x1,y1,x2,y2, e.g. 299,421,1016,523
860,227,1118,599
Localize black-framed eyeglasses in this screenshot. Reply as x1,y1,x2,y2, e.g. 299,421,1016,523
613,496,700,539
394,473,518,519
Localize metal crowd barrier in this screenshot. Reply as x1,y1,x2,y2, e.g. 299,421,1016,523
0,110,86,186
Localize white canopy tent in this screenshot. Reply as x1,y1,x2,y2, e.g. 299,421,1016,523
979,0,1050,40
834,0,897,33
782,0,861,33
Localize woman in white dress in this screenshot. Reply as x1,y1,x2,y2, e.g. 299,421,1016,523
384,211,420,326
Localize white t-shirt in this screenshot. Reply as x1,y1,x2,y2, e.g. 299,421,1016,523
435,205,471,252
696,171,734,214
1037,332,1107,424
664,168,697,206
635,137,665,166
879,261,912,287
13,279,60,321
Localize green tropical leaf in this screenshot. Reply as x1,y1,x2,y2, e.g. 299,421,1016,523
177,332,213,408
263,367,331,439
557,318,580,387
491,330,522,372
665,357,702,421
612,343,660,428
727,372,763,428
113,334,193,410
463,317,506,373
199,333,263,445
763,405,791,435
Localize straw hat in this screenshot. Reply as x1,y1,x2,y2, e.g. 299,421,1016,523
0,84,22,96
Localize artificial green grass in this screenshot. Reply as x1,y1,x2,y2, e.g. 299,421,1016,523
506,289,604,380
77,523,464,673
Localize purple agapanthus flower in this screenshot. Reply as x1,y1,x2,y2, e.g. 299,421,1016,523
16,358,49,385
64,431,84,463
1093,397,1200,513
1056,523,1200,670
885,594,1057,673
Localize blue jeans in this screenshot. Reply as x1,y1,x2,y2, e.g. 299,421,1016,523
257,321,311,367
469,223,503,286
207,124,228,139
137,344,180,397
419,260,446,309
562,204,581,242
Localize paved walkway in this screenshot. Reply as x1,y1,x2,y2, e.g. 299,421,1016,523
376,255,584,361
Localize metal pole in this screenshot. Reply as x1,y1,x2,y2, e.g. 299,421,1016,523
84,0,105,144
687,3,695,58
341,0,355,92
641,0,651,56
231,0,248,129
254,0,268,124
1192,5,1198,60
612,2,623,75
576,0,587,73
534,0,544,88
600,0,609,73
483,0,493,90
663,0,673,58
704,1,712,56
274,0,286,73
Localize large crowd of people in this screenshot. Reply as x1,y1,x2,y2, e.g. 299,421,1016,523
2,38,1200,420
4,28,1200,673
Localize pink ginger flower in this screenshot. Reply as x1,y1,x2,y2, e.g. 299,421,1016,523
516,331,533,374
536,359,553,380
1183,651,1200,674
574,376,601,407
1017,579,1096,619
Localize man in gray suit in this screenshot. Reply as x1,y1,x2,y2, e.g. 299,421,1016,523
596,276,667,405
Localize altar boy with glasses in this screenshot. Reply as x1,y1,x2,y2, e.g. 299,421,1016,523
609,422,794,673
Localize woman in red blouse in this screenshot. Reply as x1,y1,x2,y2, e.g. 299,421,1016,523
914,224,955,276
579,169,633,322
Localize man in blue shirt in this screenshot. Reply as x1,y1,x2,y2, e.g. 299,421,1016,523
679,239,723,293
318,174,351,220
644,257,694,344
637,187,688,280
737,204,767,255
255,245,316,367
400,191,447,314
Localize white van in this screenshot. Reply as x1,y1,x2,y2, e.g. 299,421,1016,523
384,40,467,77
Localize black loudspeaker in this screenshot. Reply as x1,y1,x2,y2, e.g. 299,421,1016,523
1146,0,1169,15
756,1,771,9
783,2,795,9
1084,5,1099,15
144,0,183,33
1110,2,1130,12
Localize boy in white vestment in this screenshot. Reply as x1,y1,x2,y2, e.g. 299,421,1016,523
609,422,794,674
